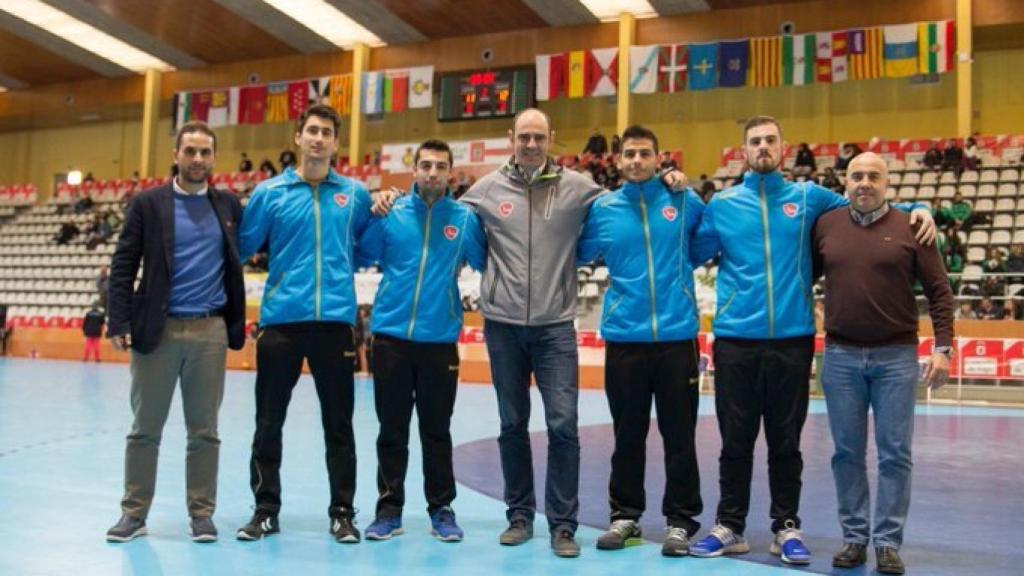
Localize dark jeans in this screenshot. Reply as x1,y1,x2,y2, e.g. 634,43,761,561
605,340,703,535
371,335,459,517
249,322,356,518
483,319,580,533
712,336,814,534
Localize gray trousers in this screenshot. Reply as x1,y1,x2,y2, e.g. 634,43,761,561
120,317,228,519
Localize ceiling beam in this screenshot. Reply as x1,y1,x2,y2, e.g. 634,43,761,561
210,0,338,53
648,0,711,15
0,10,132,77
323,0,425,44
0,72,28,90
520,0,600,27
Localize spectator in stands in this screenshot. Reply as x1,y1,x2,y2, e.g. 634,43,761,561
833,143,863,172
793,143,816,178
975,296,1005,320
83,171,96,184
96,266,110,310
601,163,621,190
942,192,973,231
941,139,964,174
819,167,842,194
700,179,717,203
955,300,975,319
278,149,297,170
813,152,953,575
259,159,277,178
980,274,1006,300
105,121,246,544
922,144,943,170
239,153,253,173
963,136,981,171
984,247,1008,275
659,151,678,171
84,212,113,250
610,134,621,156
53,221,79,245
1007,244,1024,281
73,193,94,214
582,128,609,156
82,303,105,362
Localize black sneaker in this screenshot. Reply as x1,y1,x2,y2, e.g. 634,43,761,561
330,514,361,543
106,515,146,543
190,516,218,543
551,528,581,558
499,518,533,546
236,511,279,541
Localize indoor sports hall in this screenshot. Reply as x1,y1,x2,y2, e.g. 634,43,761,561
0,1,1021,575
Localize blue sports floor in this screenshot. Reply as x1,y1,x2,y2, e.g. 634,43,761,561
0,357,1021,575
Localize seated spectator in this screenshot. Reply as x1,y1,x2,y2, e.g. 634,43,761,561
955,300,975,319
819,166,842,193
983,247,1008,275
582,128,608,156
259,159,278,178
940,193,973,231
1007,244,1024,281
980,275,1006,299
279,149,297,170
83,171,96,183
239,152,253,173
833,143,862,172
73,194,94,214
792,142,816,177
54,221,80,245
923,144,943,170
83,213,112,250
975,296,1005,320
942,138,964,173
610,134,621,156
963,136,981,171
658,151,678,171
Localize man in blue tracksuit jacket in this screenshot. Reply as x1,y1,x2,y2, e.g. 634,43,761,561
689,116,936,564
356,140,487,543
577,126,706,557
236,105,373,543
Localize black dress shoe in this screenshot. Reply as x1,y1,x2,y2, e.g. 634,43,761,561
876,546,906,575
832,542,867,568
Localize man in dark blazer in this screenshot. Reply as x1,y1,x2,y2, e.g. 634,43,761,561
105,121,245,544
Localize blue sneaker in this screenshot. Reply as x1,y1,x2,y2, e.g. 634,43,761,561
365,516,403,540
690,524,750,558
770,527,812,565
430,507,464,542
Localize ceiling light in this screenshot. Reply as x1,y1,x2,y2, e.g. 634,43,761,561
260,0,384,48
579,0,658,21
0,0,173,72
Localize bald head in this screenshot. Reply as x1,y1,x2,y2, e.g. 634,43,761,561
509,107,554,169
845,152,889,213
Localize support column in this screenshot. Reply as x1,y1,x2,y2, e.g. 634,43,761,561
956,0,973,138
139,69,162,178
349,43,370,166
617,13,635,136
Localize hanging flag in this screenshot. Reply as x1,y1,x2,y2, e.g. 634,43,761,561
919,20,955,74
658,44,688,93
849,28,884,80
307,76,331,106
509,69,532,113
227,87,240,125
363,71,384,114
688,43,718,91
782,34,815,85
814,32,834,82
831,31,849,82
265,83,289,123
287,82,308,120
189,91,212,122
586,47,618,97
884,23,919,78
719,40,749,88
329,75,352,116
207,90,230,127
383,69,410,113
238,85,267,124
749,37,781,88
629,45,659,94
567,50,587,98
535,53,568,101
408,66,434,109
174,92,191,131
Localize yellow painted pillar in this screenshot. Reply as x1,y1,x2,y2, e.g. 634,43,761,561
349,43,370,165
139,69,162,178
956,0,973,138
617,13,635,136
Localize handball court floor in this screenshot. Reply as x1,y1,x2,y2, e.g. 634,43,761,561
0,357,1021,576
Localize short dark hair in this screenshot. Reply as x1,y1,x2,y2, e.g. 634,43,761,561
296,104,341,137
175,121,216,151
620,124,659,153
742,115,782,143
414,139,453,167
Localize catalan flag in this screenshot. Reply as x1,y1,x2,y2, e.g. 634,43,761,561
849,28,884,80
567,50,587,98
328,74,352,116
749,37,781,87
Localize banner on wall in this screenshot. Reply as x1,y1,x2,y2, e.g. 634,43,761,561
380,138,512,173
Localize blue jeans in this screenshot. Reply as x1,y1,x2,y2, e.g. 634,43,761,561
822,343,919,549
483,319,580,533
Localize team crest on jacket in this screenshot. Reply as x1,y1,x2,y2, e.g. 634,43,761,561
444,225,459,240
662,206,678,222
782,202,798,218
333,193,349,208
498,201,514,218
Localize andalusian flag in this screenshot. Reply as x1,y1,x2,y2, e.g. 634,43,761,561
782,34,815,85
884,24,919,78
919,20,955,74
849,28,884,80
749,37,781,88
567,50,587,98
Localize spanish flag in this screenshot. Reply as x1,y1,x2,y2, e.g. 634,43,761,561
567,50,587,98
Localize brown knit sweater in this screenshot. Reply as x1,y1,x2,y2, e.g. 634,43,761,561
813,207,955,348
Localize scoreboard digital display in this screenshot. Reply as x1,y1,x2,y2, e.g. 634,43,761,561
437,67,534,122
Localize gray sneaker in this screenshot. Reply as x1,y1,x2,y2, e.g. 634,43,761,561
551,528,580,558
190,516,218,543
106,515,147,543
499,518,533,546
662,526,690,557
596,519,642,550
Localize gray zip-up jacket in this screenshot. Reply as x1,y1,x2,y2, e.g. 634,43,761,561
461,158,604,326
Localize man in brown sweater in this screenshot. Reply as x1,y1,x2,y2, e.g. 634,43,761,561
813,152,953,575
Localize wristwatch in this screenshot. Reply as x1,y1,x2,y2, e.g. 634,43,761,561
934,346,954,359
